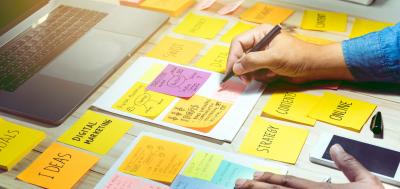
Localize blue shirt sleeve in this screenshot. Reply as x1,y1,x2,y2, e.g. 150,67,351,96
342,23,400,83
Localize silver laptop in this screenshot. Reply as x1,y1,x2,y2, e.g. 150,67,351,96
0,0,169,125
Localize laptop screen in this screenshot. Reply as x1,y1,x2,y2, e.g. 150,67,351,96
0,0,48,35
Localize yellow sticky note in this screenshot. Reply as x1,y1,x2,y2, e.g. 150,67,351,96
139,0,195,17
293,33,335,45
301,10,347,32
139,63,166,84
17,143,99,189
113,82,175,119
253,164,286,175
239,2,294,24
220,22,255,43
119,136,194,183
0,119,45,170
195,45,229,73
239,117,309,164
163,96,231,133
174,13,228,39
350,18,394,38
183,151,224,181
262,92,319,126
147,36,204,65
308,92,376,132
58,110,132,155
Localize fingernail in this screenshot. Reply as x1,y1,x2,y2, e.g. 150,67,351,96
253,171,263,179
235,179,246,188
331,144,344,155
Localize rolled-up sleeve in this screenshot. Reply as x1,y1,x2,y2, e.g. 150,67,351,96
342,23,400,83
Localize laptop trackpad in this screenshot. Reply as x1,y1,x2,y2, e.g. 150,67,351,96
40,29,142,86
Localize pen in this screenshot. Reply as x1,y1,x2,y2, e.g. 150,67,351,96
221,24,282,84
370,111,384,137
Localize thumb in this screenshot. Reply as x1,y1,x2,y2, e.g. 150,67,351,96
232,51,275,75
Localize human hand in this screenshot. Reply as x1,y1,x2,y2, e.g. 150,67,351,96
227,24,354,84
234,144,384,189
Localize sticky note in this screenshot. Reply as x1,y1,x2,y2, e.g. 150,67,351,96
147,64,211,98
147,36,204,65
217,0,243,15
301,10,347,32
183,151,224,181
293,34,335,45
164,96,231,132
239,117,309,164
239,2,294,24
253,164,286,175
171,175,226,189
120,0,143,7
17,143,99,189
105,173,169,189
308,92,376,131
0,119,45,170
262,92,320,126
211,79,246,103
119,136,194,183
139,63,166,84
139,0,195,17
350,18,394,38
113,82,175,119
220,22,255,43
57,110,132,155
195,0,216,10
211,160,255,188
174,13,228,39
195,45,229,73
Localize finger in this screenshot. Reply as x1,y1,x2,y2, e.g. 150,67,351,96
253,70,278,83
253,172,319,188
233,50,277,75
235,179,292,189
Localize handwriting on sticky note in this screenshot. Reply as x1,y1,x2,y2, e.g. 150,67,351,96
212,79,246,103
174,13,228,39
308,92,376,131
17,143,98,189
113,82,175,119
139,63,166,84
239,117,309,164
195,45,229,73
217,0,243,15
183,151,224,181
140,0,195,17
239,2,294,24
220,22,255,43
58,110,132,155
105,173,169,189
147,65,211,98
350,18,394,38
164,96,231,132
301,10,347,32
293,34,334,45
171,175,227,189
119,136,193,183
211,160,255,188
147,36,204,65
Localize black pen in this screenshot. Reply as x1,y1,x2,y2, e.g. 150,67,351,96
221,24,282,84
370,111,384,138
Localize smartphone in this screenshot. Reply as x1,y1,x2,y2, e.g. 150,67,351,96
310,133,400,186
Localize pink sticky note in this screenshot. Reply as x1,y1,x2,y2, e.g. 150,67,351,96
195,0,217,10
212,80,246,103
147,64,211,98
105,173,169,189
217,0,244,15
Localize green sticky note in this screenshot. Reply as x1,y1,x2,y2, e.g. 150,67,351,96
183,151,224,181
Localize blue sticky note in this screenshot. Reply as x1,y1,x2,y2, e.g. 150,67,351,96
211,160,255,188
171,175,227,189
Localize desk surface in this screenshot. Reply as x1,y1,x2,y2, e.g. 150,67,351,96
1,0,399,188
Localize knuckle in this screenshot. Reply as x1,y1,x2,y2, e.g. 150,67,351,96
281,175,295,186
241,180,256,188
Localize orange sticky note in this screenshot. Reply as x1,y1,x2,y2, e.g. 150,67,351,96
240,2,294,24
120,0,143,7
139,0,195,17
17,143,99,189
119,136,194,183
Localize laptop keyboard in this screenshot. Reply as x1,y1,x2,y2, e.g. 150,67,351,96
0,5,107,92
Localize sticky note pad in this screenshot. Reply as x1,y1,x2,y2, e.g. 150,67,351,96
113,82,175,119
239,117,309,164
220,22,255,43
58,110,132,155
164,96,231,133
139,0,195,17
0,119,45,170
195,45,229,73
301,10,347,32
183,151,224,181
293,33,335,45
147,36,204,65
239,2,294,24
211,79,246,103
17,143,99,189
119,136,194,183
262,92,320,126
171,175,226,189
147,64,211,98
350,18,394,38
105,173,169,189
174,13,228,39
308,92,376,131
139,63,166,84
211,160,255,188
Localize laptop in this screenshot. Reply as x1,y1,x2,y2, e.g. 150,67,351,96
0,0,169,125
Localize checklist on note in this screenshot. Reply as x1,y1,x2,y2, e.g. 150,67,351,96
195,45,229,73
58,110,132,155
239,2,294,24
183,151,224,181
104,173,169,189
174,13,228,39
17,143,99,189
308,92,376,132
301,10,347,32
350,18,394,38
239,117,309,164
0,119,45,170
220,22,255,43
139,0,195,17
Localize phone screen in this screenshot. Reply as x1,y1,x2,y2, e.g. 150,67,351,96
322,135,400,178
